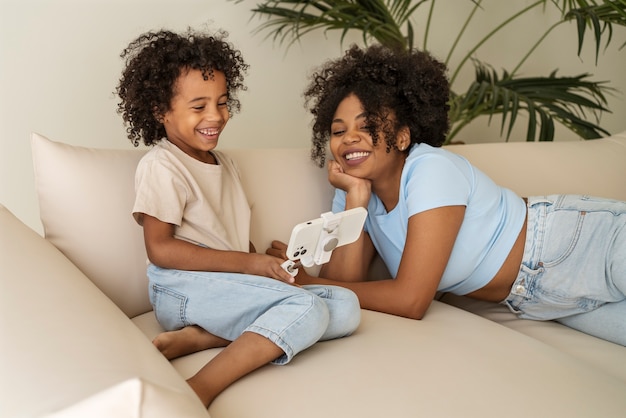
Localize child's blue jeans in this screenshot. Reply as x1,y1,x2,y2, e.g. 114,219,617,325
147,264,361,364
504,195,626,346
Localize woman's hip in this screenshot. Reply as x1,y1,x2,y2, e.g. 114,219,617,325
504,194,626,319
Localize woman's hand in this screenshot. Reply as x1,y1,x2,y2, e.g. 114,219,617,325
328,160,371,208
266,240,288,260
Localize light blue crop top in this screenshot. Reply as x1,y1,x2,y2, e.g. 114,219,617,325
332,143,526,295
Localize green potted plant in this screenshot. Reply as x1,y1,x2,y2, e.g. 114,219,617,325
234,0,626,143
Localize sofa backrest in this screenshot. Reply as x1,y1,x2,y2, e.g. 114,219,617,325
31,133,334,318
31,131,626,318
448,133,626,201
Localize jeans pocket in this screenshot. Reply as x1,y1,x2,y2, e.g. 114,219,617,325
151,284,188,330
542,210,584,267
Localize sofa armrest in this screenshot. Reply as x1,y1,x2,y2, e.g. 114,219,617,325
0,204,208,417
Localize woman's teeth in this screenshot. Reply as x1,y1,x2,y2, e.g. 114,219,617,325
345,151,369,160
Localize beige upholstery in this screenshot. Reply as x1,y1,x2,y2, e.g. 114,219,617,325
447,134,626,200
42,378,210,418
31,135,149,317
30,133,335,318
0,204,208,418
1,132,625,417
167,307,626,418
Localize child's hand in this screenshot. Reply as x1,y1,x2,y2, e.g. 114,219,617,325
246,252,296,284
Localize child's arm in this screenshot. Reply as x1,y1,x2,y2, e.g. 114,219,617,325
142,214,295,283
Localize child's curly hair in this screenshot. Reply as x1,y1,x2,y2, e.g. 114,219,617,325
304,44,450,167
116,28,248,147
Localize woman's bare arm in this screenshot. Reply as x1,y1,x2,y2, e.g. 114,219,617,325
319,230,376,282
297,205,465,319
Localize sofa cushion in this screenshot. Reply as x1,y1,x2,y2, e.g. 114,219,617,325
219,148,335,254
31,133,150,317
131,306,626,417
439,293,626,383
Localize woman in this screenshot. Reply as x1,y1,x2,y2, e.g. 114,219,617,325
269,44,626,346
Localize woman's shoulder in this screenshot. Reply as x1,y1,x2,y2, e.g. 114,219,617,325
408,142,458,159
402,143,476,195
406,143,469,171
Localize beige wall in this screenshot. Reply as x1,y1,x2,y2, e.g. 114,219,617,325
2,0,625,233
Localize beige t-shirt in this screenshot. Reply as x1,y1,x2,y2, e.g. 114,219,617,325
132,139,251,252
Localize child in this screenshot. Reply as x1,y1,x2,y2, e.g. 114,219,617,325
269,44,625,346
116,28,360,407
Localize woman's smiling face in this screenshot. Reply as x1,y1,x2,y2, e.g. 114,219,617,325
329,94,408,182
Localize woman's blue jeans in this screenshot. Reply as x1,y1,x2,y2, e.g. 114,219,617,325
147,264,361,364
504,195,626,346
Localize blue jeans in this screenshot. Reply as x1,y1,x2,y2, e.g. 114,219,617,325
504,195,626,346
147,264,361,364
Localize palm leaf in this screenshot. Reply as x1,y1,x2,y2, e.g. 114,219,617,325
235,0,624,142
245,0,429,51
556,0,626,60
448,60,613,142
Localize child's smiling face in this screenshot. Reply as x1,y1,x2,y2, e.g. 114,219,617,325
161,68,230,164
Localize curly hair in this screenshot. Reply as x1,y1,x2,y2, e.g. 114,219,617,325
304,44,450,167
116,28,249,147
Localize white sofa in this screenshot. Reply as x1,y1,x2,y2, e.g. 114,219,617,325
1,132,626,418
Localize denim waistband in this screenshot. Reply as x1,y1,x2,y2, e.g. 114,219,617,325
521,196,553,270
504,196,553,303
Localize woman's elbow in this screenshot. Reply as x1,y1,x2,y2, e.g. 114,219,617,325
410,312,426,320
403,309,426,321
399,298,432,320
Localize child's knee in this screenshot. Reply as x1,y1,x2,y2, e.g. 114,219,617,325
335,286,361,317
308,294,332,331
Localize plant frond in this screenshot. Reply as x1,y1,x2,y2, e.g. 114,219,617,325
448,60,613,142
247,0,429,51
233,0,624,143
559,0,626,60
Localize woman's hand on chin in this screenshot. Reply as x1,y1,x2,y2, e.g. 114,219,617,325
327,160,371,206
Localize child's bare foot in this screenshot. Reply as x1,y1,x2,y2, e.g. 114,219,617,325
153,326,230,360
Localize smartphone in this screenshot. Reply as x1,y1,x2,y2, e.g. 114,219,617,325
285,207,367,267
